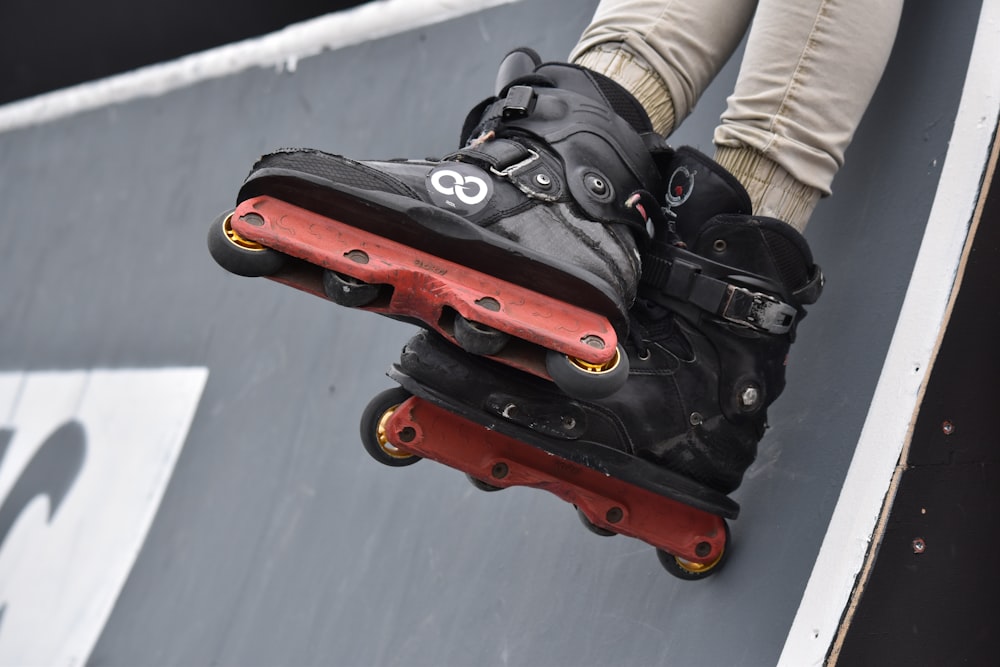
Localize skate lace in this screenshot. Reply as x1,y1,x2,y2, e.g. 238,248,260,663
624,190,686,249
625,189,691,361
627,295,691,362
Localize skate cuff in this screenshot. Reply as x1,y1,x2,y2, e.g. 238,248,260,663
642,250,798,335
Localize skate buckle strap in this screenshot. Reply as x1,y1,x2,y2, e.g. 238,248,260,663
721,286,797,335
489,147,540,178
643,253,798,335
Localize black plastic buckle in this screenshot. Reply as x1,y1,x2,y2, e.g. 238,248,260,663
722,287,797,334
502,85,535,118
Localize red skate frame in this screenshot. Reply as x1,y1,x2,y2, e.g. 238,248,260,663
383,396,728,566
230,196,619,380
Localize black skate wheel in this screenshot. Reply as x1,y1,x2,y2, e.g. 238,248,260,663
359,387,422,467
656,521,730,581
466,473,504,492
207,210,286,277
322,270,384,308
545,344,629,399
576,508,617,537
453,314,511,356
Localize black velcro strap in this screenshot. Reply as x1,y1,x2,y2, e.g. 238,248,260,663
450,139,532,172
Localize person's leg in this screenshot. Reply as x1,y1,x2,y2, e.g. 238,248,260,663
715,0,904,230
571,0,758,136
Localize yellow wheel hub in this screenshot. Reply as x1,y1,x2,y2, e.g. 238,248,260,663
375,405,414,460
223,214,267,251
568,347,622,374
674,547,726,575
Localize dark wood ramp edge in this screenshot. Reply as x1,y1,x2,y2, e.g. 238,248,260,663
831,123,1000,665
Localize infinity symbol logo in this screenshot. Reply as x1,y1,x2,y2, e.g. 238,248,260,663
426,163,493,215
430,169,489,206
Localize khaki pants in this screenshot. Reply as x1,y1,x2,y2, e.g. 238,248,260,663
571,0,903,196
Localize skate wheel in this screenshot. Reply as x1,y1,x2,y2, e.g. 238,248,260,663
466,473,504,492
656,521,730,581
453,314,511,356
207,211,286,277
545,344,629,399
576,508,616,537
359,387,422,467
322,270,384,308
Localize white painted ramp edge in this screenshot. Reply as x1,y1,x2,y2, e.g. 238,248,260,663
0,0,525,134
0,368,208,667
777,3,1000,665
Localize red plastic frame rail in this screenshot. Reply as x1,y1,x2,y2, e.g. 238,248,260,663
230,196,618,379
384,396,727,565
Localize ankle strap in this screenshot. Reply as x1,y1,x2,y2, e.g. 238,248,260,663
641,246,800,335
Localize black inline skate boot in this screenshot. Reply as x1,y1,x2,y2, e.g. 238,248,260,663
389,147,823,494
226,48,673,393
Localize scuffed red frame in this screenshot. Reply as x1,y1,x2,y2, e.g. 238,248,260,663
384,395,728,565
230,196,618,380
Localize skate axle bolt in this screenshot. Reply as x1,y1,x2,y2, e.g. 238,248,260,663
912,538,927,554
580,335,606,350
942,420,954,435
475,297,501,312
396,427,416,443
605,507,623,524
491,462,509,480
240,213,265,227
345,250,370,265
695,542,712,558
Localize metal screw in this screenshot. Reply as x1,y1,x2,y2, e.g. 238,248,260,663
534,173,552,187
561,416,577,430
713,239,727,252
740,386,760,409
912,538,927,554
942,420,954,435
689,412,704,426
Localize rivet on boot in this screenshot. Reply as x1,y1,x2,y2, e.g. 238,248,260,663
739,385,761,411
585,173,613,201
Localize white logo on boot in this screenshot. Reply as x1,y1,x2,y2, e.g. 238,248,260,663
430,168,489,205
426,163,493,216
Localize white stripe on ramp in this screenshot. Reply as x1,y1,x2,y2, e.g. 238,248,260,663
0,367,208,667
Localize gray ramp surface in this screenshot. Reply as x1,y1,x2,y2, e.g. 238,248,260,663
0,0,983,665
